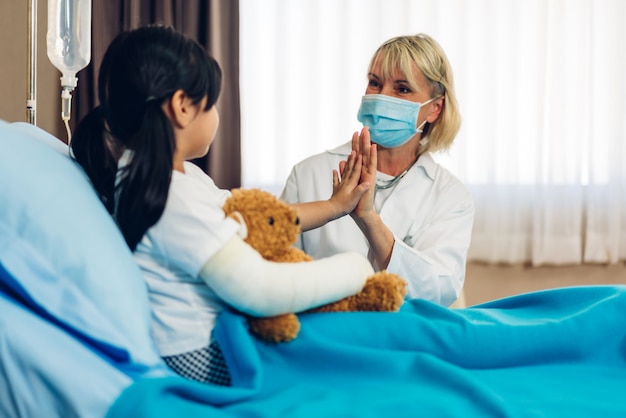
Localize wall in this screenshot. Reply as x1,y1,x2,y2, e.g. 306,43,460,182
465,262,626,306
1,0,66,139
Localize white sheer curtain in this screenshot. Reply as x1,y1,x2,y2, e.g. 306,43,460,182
239,0,626,266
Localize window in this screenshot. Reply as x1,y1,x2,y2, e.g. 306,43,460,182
240,0,626,264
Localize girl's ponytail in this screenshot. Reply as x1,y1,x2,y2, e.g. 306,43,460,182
116,101,175,250
70,105,118,214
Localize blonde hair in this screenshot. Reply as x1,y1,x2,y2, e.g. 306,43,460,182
368,34,461,153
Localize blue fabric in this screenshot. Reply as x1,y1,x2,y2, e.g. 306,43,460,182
0,121,160,366
108,285,626,417
0,121,171,417
0,284,133,418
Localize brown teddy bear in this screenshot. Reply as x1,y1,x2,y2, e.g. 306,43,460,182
222,188,407,343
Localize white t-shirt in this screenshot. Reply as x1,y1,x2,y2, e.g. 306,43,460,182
281,142,475,307
133,162,241,356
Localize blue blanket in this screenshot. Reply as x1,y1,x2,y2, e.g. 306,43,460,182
107,286,626,417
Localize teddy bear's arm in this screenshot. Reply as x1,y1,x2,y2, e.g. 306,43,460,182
308,271,407,313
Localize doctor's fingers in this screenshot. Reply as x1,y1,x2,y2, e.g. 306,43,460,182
359,127,372,159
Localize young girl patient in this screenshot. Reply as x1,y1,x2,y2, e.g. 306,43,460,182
70,25,373,386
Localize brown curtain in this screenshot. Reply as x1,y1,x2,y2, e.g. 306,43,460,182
73,0,241,189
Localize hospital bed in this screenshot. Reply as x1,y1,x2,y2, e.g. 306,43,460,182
1,120,626,417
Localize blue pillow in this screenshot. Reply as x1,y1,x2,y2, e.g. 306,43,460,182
0,120,163,370
0,288,133,418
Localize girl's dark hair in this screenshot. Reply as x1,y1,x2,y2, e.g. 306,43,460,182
71,25,222,250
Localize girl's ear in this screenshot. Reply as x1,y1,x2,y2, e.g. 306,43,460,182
163,89,195,128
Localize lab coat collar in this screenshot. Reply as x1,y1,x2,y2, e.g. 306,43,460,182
327,141,352,156
415,152,437,182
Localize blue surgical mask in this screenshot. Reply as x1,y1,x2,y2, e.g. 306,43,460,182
357,94,436,148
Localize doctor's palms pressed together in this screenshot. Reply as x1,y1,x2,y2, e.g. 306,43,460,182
281,34,474,306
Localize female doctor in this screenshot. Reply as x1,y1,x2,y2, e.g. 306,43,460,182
280,34,474,307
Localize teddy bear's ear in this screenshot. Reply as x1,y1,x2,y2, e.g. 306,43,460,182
229,211,248,240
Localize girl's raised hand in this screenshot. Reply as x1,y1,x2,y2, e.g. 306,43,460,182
331,149,371,216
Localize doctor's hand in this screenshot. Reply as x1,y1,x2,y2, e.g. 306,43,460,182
349,127,377,219
349,127,395,270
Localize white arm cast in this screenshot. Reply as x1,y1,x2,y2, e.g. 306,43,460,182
199,235,373,317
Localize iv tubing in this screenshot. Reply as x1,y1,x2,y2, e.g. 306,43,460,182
61,86,73,143
27,0,37,125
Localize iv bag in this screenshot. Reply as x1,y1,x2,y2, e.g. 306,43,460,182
46,0,91,89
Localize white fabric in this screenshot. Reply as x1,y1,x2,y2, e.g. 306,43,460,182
200,235,372,317
133,162,241,357
281,142,474,307
241,0,626,266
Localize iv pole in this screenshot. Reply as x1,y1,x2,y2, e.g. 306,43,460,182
27,0,37,125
